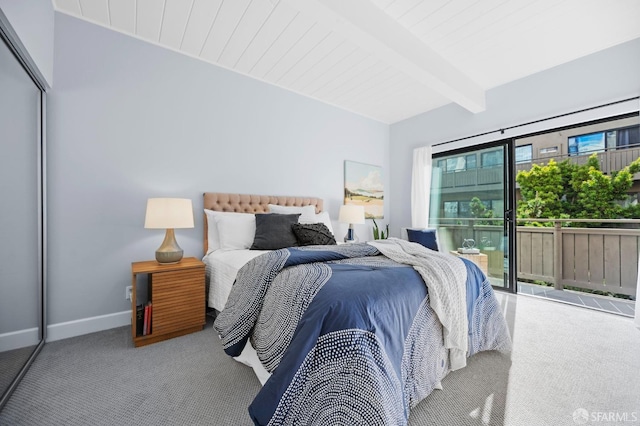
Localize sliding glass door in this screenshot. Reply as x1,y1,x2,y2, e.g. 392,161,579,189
430,140,515,291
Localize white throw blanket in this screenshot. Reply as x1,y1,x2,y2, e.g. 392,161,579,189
368,238,469,370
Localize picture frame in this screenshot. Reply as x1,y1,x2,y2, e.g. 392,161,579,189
344,160,384,219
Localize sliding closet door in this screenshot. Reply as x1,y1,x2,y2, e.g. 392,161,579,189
0,29,45,408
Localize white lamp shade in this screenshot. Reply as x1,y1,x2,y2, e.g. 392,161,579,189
144,198,194,229
339,205,365,224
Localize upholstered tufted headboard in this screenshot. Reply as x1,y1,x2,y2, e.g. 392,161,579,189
203,192,324,253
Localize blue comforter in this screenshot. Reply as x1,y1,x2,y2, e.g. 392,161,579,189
214,243,511,425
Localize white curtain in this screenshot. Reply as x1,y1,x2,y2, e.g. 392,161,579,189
411,146,432,228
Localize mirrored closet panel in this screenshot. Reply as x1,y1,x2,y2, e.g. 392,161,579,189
0,20,46,409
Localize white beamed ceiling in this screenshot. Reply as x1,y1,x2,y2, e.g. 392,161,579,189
53,0,640,124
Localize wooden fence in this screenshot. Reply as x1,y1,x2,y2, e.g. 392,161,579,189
435,219,640,297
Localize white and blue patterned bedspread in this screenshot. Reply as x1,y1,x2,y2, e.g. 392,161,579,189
214,243,511,425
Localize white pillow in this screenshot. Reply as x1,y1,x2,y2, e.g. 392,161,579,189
204,210,253,253
308,211,335,237
204,209,221,253
266,204,334,236
212,212,256,250
268,204,316,223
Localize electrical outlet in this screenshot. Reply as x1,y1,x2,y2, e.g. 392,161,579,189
125,286,132,301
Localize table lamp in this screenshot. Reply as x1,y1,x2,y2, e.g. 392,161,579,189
339,205,365,243
144,198,194,264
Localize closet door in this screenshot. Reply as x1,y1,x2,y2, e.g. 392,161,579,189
0,28,45,408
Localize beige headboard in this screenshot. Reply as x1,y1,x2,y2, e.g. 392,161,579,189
203,192,324,253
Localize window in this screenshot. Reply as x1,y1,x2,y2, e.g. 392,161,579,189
606,130,617,149
539,146,558,155
459,201,471,217
440,155,478,172
491,200,504,217
465,154,477,169
446,157,465,172
568,132,605,156
568,124,639,155
515,145,532,163
615,126,640,148
481,150,503,168
443,201,458,218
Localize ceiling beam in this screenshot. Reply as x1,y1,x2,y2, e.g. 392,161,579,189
282,0,486,114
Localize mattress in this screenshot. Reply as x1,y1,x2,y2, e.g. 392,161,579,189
203,249,268,312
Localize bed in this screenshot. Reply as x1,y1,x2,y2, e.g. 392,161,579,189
202,192,511,426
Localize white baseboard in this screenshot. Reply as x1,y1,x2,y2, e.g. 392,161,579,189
46,310,130,342
0,327,40,352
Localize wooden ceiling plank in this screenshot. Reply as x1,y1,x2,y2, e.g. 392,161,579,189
309,54,378,97
419,0,509,45
332,66,397,104
159,0,194,49
248,13,315,79
136,0,165,41
79,0,110,25
300,48,369,94
180,0,222,55
428,0,528,51
234,2,298,73
218,0,276,68
276,31,344,87
108,0,136,33
396,0,450,30
353,75,417,109
322,60,389,102
410,0,480,40
384,0,423,20
443,0,563,58
263,25,330,82
290,40,358,91
200,0,252,62
466,0,640,89
54,0,82,16
372,0,396,9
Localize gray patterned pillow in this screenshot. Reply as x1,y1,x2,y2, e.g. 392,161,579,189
292,223,336,246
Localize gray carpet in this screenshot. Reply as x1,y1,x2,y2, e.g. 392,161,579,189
1,293,639,426
0,345,38,400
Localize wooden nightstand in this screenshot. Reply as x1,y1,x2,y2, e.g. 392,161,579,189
449,251,488,276
131,257,205,347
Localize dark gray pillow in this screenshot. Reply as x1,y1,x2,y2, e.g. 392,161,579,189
292,223,336,246
250,213,301,250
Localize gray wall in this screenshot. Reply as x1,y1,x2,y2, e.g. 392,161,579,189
389,37,640,236
48,13,389,325
0,0,54,87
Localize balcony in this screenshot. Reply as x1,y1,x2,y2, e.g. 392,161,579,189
438,143,640,193
516,143,640,177
441,167,503,188
435,218,639,316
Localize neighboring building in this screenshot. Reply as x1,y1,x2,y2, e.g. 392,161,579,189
433,115,640,219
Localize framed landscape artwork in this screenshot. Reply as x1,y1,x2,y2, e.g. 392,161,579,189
344,160,384,219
